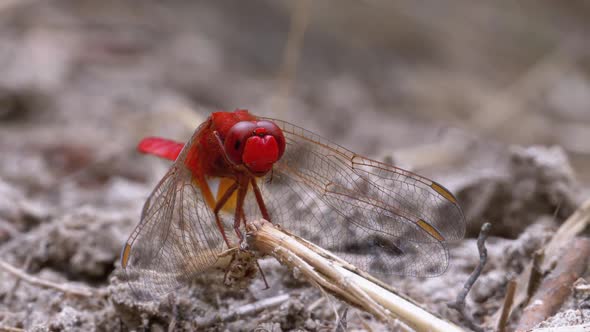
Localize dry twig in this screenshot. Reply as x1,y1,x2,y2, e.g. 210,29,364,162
574,279,590,294
515,238,590,331
497,279,517,332
0,259,95,297
574,278,590,310
0,325,24,332
5,254,32,304
526,250,545,300
245,219,464,332
491,197,590,326
448,222,492,332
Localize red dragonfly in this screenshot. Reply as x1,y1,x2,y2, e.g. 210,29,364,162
121,109,465,300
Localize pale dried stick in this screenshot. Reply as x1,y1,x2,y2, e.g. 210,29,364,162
0,325,24,332
246,219,465,332
5,254,32,304
574,279,590,294
574,278,590,310
0,259,95,297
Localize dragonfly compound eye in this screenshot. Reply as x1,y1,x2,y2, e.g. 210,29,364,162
225,120,286,174
253,120,285,159
242,120,286,174
224,121,257,165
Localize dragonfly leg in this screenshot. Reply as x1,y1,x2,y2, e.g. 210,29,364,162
250,178,271,222
233,177,250,242
213,180,240,248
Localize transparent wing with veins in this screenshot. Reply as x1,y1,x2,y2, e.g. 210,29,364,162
121,130,224,301
255,118,466,277
122,115,467,300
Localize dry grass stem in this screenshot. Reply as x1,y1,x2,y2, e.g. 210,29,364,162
5,254,32,304
497,279,517,332
245,219,465,332
0,259,95,297
574,278,590,294
0,325,24,332
526,249,545,300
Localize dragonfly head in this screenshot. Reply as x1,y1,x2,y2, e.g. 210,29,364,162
224,120,285,175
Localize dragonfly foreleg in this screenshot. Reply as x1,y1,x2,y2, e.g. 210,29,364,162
250,178,271,222
233,177,249,242
213,180,239,248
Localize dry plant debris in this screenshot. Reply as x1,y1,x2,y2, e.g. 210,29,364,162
516,238,590,331
246,219,464,332
448,222,492,332
490,196,590,330
0,259,97,298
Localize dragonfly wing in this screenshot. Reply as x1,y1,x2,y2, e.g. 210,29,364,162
121,136,224,301
258,118,466,277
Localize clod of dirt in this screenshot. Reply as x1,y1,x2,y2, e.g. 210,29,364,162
0,178,50,240
457,145,580,238
6,207,132,281
33,306,92,332
109,266,256,331
500,217,556,273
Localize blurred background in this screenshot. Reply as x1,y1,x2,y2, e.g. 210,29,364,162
1,1,589,180
1,1,589,330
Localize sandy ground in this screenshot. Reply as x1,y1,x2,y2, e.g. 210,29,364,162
1,1,590,331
